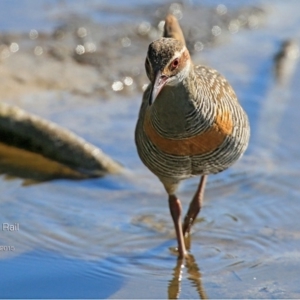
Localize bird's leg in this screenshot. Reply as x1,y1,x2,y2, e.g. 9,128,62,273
168,194,186,259
183,175,207,236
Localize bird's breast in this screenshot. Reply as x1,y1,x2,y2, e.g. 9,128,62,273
143,88,233,157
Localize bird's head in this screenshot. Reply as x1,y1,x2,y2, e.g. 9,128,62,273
145,37,191,105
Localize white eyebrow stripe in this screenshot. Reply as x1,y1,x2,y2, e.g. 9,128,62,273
172,46,187,60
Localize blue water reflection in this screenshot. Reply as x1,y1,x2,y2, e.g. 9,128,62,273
0,250,124,298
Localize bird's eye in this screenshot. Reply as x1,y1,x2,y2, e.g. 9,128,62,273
170,58,179,71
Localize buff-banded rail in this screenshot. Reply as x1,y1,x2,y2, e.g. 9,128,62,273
135,15,250,259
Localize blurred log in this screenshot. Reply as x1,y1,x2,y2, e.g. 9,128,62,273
0,102,123,178
0,142,86,184
274,39,299,85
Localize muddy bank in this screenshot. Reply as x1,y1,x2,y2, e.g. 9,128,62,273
0,2,266,100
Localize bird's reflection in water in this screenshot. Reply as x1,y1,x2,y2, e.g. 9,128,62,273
168,237,208,299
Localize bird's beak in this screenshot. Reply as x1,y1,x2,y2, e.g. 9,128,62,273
149,71,168,105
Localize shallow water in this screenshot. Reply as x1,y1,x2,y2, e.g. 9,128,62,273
1,0,300,298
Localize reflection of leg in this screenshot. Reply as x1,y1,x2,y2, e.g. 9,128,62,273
183,176,207,236
169,195,186,259
186,254,208,299
168,259,183,299
168,254,208,299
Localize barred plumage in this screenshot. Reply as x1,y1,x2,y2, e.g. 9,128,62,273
135,15,250,259
135,62,249,180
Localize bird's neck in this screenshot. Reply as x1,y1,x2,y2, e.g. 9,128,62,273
147,68,206,139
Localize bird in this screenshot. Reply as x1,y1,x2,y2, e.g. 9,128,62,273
135,15,250,259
